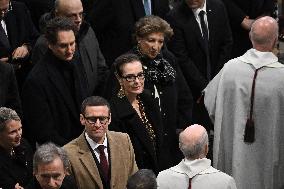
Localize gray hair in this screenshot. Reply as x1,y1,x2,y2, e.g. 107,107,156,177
179,131,208,159
126,169,157,189
250,16,278,48
33,142,70,173
0,107,21,132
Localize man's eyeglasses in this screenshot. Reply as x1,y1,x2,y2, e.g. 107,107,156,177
0,1,12,17
122,72,145,82
83,115,110,125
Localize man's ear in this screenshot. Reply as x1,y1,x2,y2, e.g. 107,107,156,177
79,114,85,126
204,144,209,157
108,113,111,124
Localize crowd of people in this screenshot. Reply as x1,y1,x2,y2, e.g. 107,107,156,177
0,0,282,188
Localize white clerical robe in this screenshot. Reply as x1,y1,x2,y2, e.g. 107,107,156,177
204,48,284,189
157,158,237,189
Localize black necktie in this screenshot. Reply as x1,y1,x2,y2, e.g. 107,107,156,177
97,145,109,181
199,10,208,42
199,10,211,80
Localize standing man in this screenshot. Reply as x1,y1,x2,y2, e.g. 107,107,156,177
64,96,138,189
204,16,284,189
0,0,39,88
26,143,77,189
166,0,233,131
157,124,237,189
221,0,275,58
22,17,86,147
32,0,108,96
84,0,170,66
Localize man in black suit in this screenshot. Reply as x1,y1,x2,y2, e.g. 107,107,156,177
0,61,21,117
221,0,275,58
32,0,108,96
0,0,39,88
166,0,232,131
85,0,170,66
22,17,86,147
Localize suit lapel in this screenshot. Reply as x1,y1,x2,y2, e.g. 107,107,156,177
107,132,119,188
206,1,214,47
182,3,207,54
0,23,11,51
77,134,104,188
45,53,78,119
5,11,18,49
129,0,145,20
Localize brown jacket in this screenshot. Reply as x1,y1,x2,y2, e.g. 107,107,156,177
64,131,138,189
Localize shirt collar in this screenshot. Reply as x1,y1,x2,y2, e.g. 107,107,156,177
238,48,283,69
85,132,108,151
192,1,207,18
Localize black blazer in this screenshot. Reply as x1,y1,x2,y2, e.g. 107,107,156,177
110,93,164,174
85,0,170,65
166,0,233,99
221,0,274,57
0,139,33,189
0,1,38,59
22,50,84,147
0,61,22,117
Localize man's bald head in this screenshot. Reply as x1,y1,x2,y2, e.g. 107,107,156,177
179,124,208,160
54,0,83,31
249,16,278,51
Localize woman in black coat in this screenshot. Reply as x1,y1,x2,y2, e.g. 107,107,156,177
105,16,193,167
109,54,165,174
0,107,33,189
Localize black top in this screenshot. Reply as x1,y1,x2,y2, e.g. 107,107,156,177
0,139,33,189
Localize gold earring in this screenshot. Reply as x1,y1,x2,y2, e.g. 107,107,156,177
117,86,125,98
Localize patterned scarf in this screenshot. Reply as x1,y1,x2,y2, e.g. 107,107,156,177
134,46,176,86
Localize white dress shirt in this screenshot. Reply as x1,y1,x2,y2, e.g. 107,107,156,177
85,132,109,163
192,1,209,38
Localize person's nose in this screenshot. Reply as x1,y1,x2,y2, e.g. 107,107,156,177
48,178,57,187
67,45,74,54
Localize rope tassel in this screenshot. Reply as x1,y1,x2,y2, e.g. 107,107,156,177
244,66,264,143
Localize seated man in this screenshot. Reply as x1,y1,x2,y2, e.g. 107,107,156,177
126,169,157,189
157,124,237,189
64,96,138,189
26,142,77,189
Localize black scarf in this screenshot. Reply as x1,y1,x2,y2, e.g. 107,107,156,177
133,46,176,86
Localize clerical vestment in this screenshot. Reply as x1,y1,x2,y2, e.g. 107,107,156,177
204,49,284,189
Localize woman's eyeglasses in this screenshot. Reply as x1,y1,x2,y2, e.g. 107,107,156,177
122,72,145,82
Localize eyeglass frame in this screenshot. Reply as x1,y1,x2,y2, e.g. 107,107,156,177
121,72,145,82
83,115,110,125
0,1,12,17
